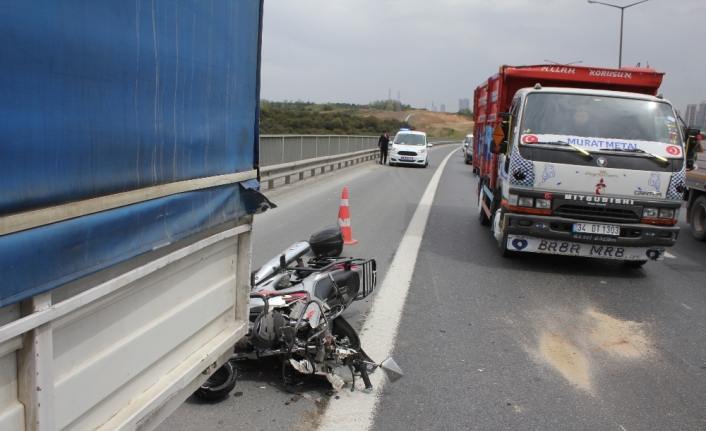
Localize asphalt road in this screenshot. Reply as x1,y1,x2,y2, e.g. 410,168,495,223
158,144,706,431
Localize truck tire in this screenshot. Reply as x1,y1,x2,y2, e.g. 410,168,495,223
690,195,706,241
478,191,491,226
194,361,237,400
493,209,516,257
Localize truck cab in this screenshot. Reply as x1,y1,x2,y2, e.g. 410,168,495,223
485,86,685,265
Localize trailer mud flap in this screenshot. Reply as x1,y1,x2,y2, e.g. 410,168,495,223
506,235,665,261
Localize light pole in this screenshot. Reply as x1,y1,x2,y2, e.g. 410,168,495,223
588,0,650,68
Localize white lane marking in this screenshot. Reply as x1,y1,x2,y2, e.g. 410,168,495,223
681,303,692,310
665,252,676,259
404,114,413,122
317,147,457,431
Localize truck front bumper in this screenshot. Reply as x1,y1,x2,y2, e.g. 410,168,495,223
503,213,679,261
504,213,678,247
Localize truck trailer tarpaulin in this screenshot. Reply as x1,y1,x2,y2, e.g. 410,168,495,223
0,2,271,430
0,0,272,308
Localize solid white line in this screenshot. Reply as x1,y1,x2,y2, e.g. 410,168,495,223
665,252,676,259
317,147,458,431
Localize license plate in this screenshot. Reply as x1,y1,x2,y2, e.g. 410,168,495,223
572,223,620,236
506,235,664,261
400,156,413,161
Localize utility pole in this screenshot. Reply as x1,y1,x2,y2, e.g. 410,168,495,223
588,0,650,68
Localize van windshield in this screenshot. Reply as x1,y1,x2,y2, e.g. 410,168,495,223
520,93,681,145
394,133,426,145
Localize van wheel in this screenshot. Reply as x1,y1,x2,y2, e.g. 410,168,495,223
690,195,706,241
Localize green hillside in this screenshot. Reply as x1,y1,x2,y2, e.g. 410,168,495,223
259,100,411,135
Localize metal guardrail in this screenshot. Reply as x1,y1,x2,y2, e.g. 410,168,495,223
258,135,463,190
260,135,379,167
260,148,378,190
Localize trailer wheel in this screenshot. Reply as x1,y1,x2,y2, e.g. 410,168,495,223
478,190,490,226
690,195,706,241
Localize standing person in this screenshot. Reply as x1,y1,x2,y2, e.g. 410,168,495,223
378,131,390,165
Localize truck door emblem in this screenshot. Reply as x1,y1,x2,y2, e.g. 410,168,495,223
595,178,607,195
596,157,608,167
648,172,661,192
541,164,555,183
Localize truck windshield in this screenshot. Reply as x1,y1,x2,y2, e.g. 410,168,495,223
520,93,681,145
394,133,426,145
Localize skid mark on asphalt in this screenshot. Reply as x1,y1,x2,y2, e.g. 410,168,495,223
531,308,651,392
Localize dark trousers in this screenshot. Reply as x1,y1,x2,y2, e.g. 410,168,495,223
379,147,388,164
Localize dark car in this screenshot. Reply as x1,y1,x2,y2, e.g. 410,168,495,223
462,134,473,164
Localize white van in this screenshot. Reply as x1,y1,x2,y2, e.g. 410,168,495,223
389,130,430,167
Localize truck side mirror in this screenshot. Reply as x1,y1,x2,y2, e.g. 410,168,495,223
490,112,513,155
490,141,507,155
685,128,701,170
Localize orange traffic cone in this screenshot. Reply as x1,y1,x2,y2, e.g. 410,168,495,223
338,187,358,245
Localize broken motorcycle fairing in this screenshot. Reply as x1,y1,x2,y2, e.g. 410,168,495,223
233,225,401,391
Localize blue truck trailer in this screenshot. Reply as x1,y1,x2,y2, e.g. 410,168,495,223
0,1,270,429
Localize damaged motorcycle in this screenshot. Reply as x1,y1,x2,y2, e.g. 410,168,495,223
194,225,402,399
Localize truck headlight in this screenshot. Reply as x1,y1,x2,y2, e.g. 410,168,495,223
535,198,551,209
518,197,534,207
508,194,518,206
658,208,675,219
642,208,658,218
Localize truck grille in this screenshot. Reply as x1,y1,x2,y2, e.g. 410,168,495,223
553,204,640,223
398,151,417,156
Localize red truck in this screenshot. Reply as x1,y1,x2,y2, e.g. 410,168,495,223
472,64,700,265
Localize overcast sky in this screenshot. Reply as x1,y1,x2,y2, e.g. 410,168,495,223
260,0,705,114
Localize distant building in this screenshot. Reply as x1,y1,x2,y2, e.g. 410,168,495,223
440,104,446,113
685,104,698,127
459,98,470,112
696,101,706,129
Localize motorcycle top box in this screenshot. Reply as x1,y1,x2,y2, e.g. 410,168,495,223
309,225,344,257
